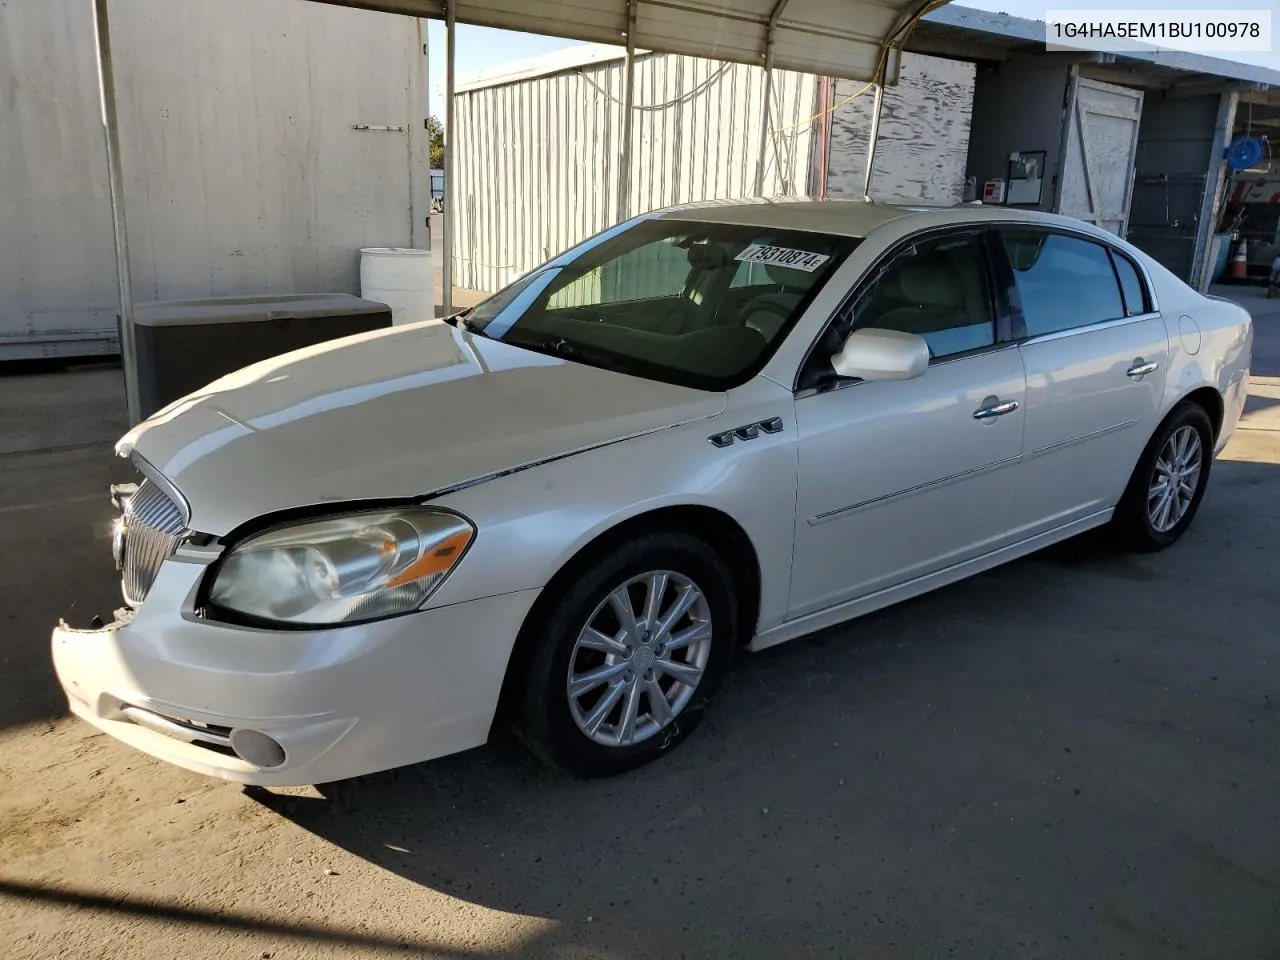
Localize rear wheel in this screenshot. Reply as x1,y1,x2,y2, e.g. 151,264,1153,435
1112,402,1214,551
515,532,736,777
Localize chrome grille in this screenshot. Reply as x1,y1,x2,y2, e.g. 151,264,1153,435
118,479,187,606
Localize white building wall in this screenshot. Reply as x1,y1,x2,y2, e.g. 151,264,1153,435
825,52,976,205
0,0,421,359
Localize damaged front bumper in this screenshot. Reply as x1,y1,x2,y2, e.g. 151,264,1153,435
52,549,541,786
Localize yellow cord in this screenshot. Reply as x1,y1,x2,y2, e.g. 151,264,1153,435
770,0,950,136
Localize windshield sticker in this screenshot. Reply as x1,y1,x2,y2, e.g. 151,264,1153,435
734,244,830,272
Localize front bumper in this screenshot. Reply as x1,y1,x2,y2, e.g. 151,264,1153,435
52,555,539,786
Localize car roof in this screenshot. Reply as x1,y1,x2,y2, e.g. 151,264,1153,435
655,197,1053,238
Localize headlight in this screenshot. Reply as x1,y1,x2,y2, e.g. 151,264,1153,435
207,508,474,627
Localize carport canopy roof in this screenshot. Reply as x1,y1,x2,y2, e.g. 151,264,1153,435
313,0,938,82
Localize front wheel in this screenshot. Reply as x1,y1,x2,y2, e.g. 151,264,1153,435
515,532,737,777
1112,402,1214,551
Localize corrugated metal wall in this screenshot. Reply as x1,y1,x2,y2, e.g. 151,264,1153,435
0,0,420,359
453,52,818,294
825,52,976,205
453,50,978,293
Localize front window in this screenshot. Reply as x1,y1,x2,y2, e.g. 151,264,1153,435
459,218,858,390
845,231,996,360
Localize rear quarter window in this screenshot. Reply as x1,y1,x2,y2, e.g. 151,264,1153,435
1111,251,1151,316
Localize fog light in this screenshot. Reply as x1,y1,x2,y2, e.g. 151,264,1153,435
230,728,286,768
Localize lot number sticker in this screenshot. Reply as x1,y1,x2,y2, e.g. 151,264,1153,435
735,244,830,272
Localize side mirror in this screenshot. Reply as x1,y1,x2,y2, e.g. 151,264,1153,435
830,328,929,381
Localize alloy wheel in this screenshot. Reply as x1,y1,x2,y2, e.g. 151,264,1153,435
566,570,713,747
1148,425,1202,533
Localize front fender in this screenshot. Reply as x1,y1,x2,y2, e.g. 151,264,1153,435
424,382,800,636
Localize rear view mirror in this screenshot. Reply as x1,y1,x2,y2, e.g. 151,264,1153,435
686,242,730,271
831,328,929,381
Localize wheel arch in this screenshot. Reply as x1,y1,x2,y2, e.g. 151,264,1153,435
1114,385,1220,550
1176,385,1224,441
1123,383,1220,504
490,504,763,733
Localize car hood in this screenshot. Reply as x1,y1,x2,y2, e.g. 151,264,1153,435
118,322,727,535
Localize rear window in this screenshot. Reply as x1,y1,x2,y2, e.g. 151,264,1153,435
463,219,858,390
1001,230,1127,337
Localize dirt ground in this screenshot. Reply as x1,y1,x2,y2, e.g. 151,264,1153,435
0,290,1277,959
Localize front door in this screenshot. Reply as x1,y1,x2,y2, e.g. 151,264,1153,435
999,227,1170,537
789,230,1027,618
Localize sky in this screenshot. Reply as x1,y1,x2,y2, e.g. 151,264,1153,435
425,0,1277,120
424,22,589,119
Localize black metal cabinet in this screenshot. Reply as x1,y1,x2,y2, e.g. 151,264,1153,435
126,294,392,418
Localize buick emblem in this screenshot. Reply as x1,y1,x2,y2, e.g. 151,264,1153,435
111,516,128,572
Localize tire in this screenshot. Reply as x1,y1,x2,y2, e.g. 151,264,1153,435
1112,402,1214,552
515,531,737,777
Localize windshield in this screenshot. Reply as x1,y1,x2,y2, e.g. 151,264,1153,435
460,218,859,390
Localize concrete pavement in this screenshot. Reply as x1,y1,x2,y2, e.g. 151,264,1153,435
0,295,1276,959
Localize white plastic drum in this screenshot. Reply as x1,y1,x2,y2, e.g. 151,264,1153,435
359,247,435,325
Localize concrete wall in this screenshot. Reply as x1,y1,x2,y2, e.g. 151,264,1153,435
966,58,1071,210
1127,93,1220,281
824,52,976,205
0,0,421,359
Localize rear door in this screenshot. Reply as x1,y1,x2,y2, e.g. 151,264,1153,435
1001,228,1170,538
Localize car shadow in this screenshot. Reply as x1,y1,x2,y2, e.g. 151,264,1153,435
11,298,1280,956
244,453,1280,958
243,297,1280,954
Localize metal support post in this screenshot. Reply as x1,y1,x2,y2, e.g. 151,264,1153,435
618,0,637,221
442,0,457,315
755,0,791,196
862,60,887,199
1193,90,1239,291
92,0,141,424
755,55,775,196
817,76,832,199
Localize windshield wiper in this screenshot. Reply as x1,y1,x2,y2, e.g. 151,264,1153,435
446,306,477,331
509,335,635,375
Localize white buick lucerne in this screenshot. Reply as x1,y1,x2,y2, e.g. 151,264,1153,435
53,199,1253,784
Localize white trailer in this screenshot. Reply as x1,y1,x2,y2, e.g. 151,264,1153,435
0,0,426,360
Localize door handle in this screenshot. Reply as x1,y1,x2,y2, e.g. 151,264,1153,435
1127,359,1159,379
972,399,1019,420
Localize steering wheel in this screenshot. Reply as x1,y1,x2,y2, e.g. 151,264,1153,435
735,294,796,339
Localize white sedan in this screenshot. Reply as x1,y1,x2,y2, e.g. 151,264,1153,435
53,199,1253,784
